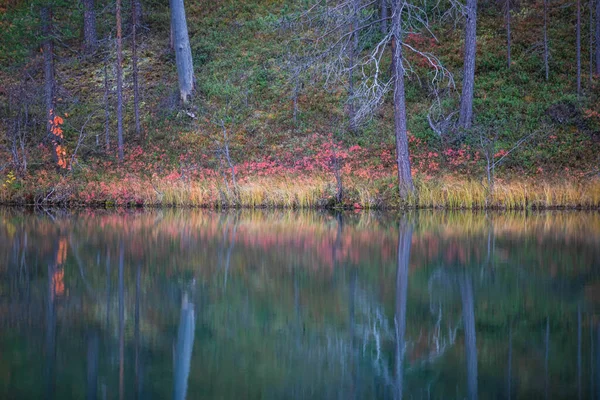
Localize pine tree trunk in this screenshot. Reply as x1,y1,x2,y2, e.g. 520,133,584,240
104,60,111,152
577,0,582,96
82,0,97,53
590,0,594,82
116,0,124,161
596,0,600,75
391,1,414,199
348,0,359,131
459,0,477,129
381,0,388,34
170,0,194,104
544,0,550,80
506,0,511,69
132,0,141,137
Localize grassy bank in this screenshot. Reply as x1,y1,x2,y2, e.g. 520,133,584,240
2,172,599,210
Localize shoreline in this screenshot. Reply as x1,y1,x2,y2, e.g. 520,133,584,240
1,175,599,211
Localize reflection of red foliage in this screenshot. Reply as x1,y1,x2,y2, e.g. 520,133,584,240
53,268,65,298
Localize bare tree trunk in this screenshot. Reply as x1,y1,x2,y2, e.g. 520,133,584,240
506,0,511,69
391,0,414,199
394,219,412,400
459,0,477,129
577,0,582,96
82,0,98,53
544,0,550,80
170,0,194,104
42,5,59,167
460,274,478,400
132,0,141,137
381,0,388,34
116,0,124,161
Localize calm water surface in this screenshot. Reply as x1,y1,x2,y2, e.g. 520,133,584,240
1,209,599,399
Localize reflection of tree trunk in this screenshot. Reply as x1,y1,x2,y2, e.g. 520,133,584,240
223,216,238,290
577,306,581,400
460,274,478,400
349,269,358,399
507,322,512,400
105,247,111,330
45,263,56,400
135,263,141,399
86,330,99,400
596,322,600,400
545,317,550,400
591,320,594,400
174,293,195,400
394,219,412,400
118,243,125,400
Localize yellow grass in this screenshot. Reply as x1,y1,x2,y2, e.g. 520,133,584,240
1,173,599,209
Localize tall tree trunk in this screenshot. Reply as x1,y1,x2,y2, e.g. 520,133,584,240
577,0,582,96
590,0,594,82
596,0,600,75
132,0,141,137
104,60,110,151
460,274,478,400
348,0,359,131
394,219,412,400
42,5,60,167
506,0,511,69
391,0,414,199
116,0,124,161
169,0,194,104
544,0,550,80
82,0,98,53
459,0,477,129
381,0,388,34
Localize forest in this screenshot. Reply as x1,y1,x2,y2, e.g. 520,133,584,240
0,0,599,209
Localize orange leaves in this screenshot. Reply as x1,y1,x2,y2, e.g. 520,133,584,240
49,110,68,169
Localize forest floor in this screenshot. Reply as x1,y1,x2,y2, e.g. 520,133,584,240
0,0,599,209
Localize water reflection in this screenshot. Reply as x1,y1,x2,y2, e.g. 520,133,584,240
0,209,599,399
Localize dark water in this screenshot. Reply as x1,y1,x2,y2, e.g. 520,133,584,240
1,209,600,400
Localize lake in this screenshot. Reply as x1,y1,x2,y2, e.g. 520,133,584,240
0,209,599,399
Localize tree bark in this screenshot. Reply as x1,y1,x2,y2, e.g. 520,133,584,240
394,219,412,400
577,0,582,96
544,0,550,80
590,0,594,82
391,0,414,199
132,0,141,137
82,0,98,53
381,0,388,34
170,0,194,104
458,0,477,129
116,0,124,161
